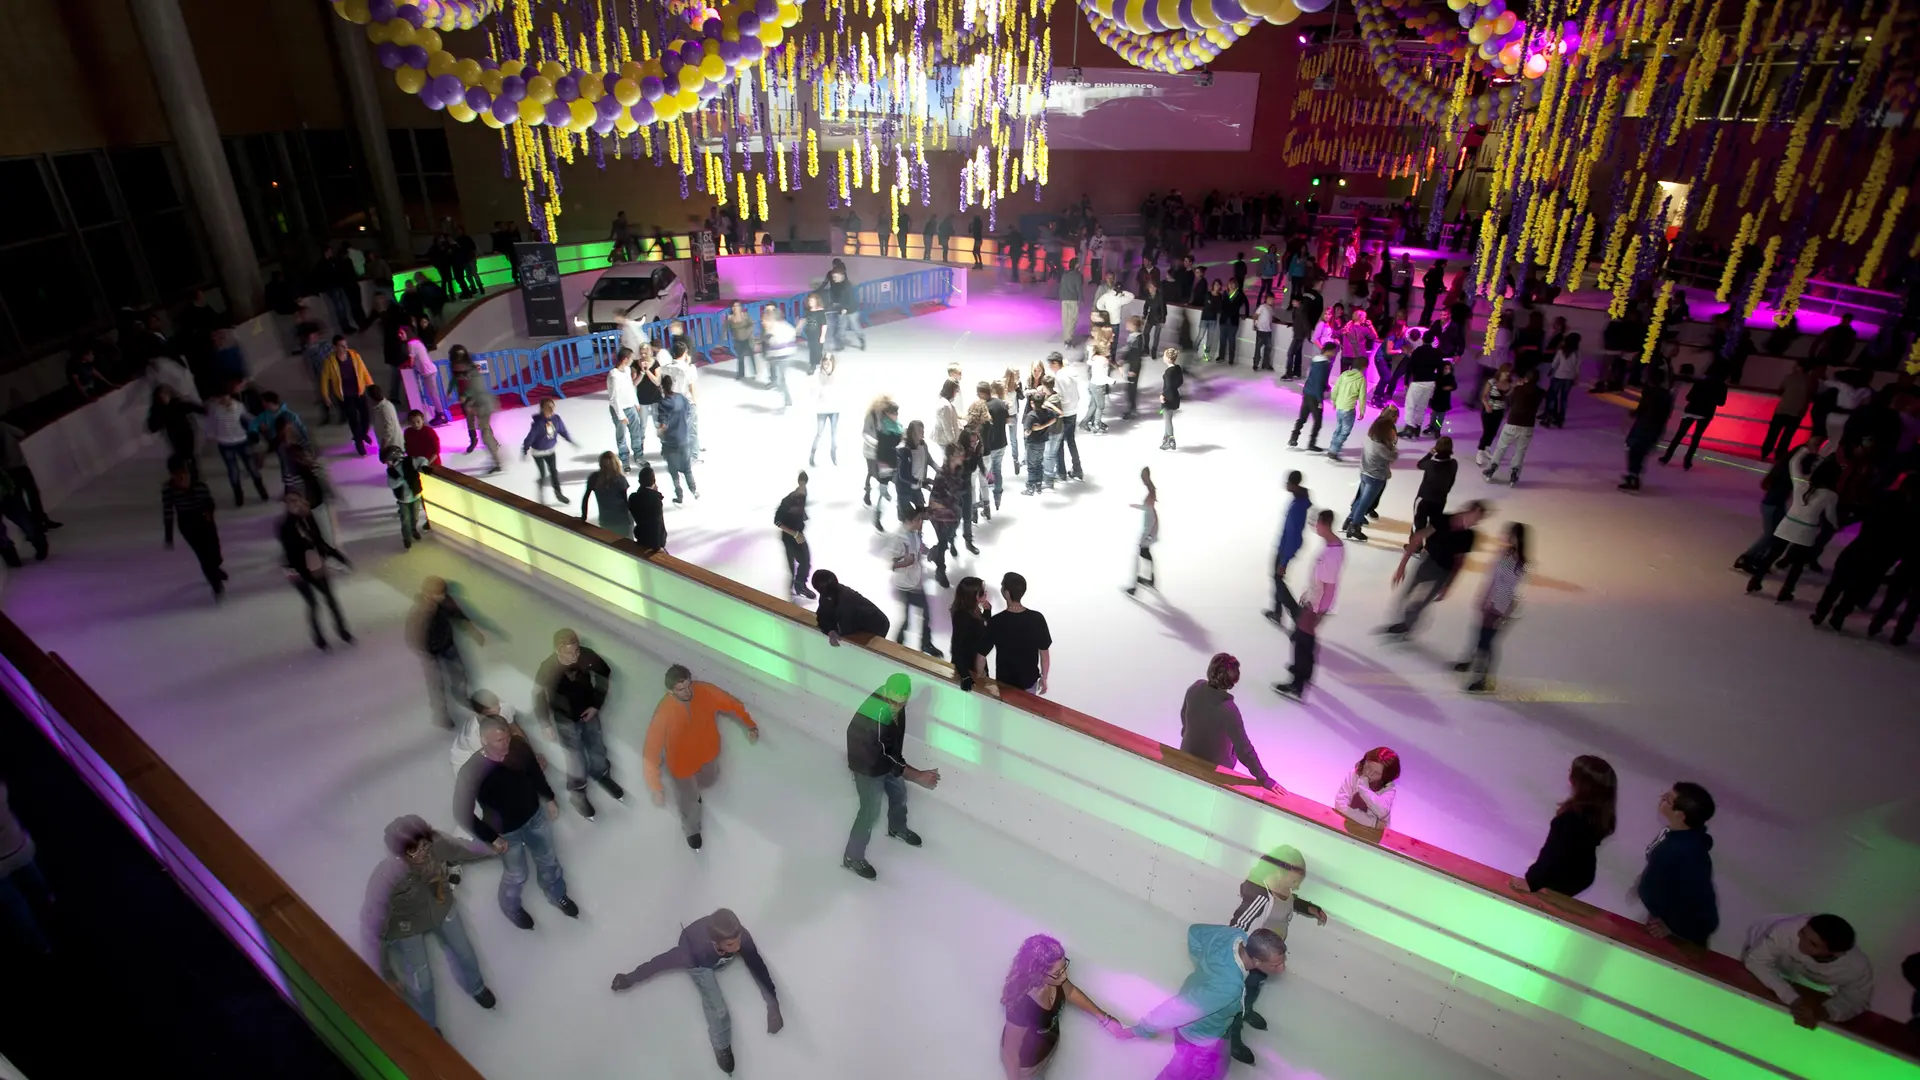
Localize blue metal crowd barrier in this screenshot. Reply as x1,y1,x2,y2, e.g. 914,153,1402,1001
455,266,953,402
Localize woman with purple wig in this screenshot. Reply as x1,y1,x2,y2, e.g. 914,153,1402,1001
999,933,1124,1078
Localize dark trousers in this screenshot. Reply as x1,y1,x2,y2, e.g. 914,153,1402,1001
893,586,934,649
217,442,269,503
179,523,223,592
292,573,349,645
7,466,49,527
1124,377,1142,418
1758,412,1802,459
1283,328,1310,378
532,452,563,497
1412,496,1444,533
733,337,758,380
1663,411,1714,463
780,532,811,592
1478,408,1506,451
341,394,372,452
1286,624,1318,690
1748,537,1813,598
1625,432,1658,477
1291,396,1324,445
1870,561,1920,639
1463,611,1502,676
1055,423,1082,478
1271,550,1298,615
1388,557,1453,634
1813,543,1897,627
1227,969,1269,1050
1251,330,1274,370
1219,320,1241,364
423,646,470,728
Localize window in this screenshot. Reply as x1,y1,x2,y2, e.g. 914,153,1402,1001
55,154,115,227
110,147,181,216
0,236,97,347
0,160,60,245
135,213,206,298
83,228,146,309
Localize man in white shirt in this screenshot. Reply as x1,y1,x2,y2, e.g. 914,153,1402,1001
931,379,961,467
887,505,940,657
1045,353,1085,481
661,337,701,460
1273,509,1342,701
608,349,647,471
1741,913,1875,1029
1251,299,1278,372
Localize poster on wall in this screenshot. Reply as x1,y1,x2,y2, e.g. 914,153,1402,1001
514,242,567,337
1043,67,1259,151
689,230,721,301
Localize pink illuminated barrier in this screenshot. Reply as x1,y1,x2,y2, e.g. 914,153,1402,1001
0,616,485,1080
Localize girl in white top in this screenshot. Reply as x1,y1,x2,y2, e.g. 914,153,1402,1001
809,355,841,467
1336,746,1400,830
1746,457,1840,601
1125,467,1158,596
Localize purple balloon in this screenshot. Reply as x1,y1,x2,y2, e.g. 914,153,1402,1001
544,100,571,126
703,18,723,37
660,52,682,76
639,75,665,101
593,116,617,136
368,0,397,21
424,94,446,111
718,39,739,64
376,42,404,69
697,83,719,101
595,95,622,120
500,74,526,101
555,75,579,102
397,4,426,29
680,42,704,65
756,0,778,21
492,97,519,123
738,12,761,35
630,100,656,125
431,74,463,105
402,44,429,68
465,86,492,112
738,37,763,60
603,71,622,94
480,56,499,70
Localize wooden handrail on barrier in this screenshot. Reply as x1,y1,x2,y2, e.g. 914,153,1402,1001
0,617,487,1080
431,464,1920,1062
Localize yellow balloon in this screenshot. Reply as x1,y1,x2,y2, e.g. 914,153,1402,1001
1494,11,1516,34
579,76,605,102
365,20,392,44
480,70,505,96
1468,23,1491,45
641,59,664,79
678,66,704,92
386,18,415,46
614,77,641,106
703,39,721,57
569,98,596,125
518,97,547,125
539,61,566,82
500,58,525,76
700,55,725,80
620,60,645,83
395,66,427,94
655,96,681,121
674,90,699,112
758,22,784,46
526,75,556,103
415,29,441,53
341,0,371,24
426,50,456,78
447,102,476,123
480,110,505,129
777,3,800,27
454,58,482,86
614,113,639,134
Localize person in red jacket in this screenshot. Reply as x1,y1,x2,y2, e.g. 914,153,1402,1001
403,409,443,469
643,664,759,850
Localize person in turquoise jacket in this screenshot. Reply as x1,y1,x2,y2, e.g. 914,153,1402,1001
1124,923,1289,1079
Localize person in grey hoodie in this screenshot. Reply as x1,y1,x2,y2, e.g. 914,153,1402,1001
611,908,784,1075
1178,653,1280,791
360,815,499,1030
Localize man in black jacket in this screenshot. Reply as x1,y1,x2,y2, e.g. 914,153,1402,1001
1638,783,1719,946
611,908,783,1075
455,717,578,930
774,472,814,599
535,629,625,820
842,674,940,880
1284,281,1323,380
810,569,889,644
1122,316,1150,419
1419,260,1448,326
969,214,985,268
408,576,486,730
278,491,352,650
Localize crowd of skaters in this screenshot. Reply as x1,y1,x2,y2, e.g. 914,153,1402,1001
69,221,1918,1077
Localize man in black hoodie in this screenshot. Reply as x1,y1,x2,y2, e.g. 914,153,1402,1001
841,673,940,880
810,569,889,645
1638,783,1719,947
1660,362,1730,470
611,908,783,1075
1284,280,1323,381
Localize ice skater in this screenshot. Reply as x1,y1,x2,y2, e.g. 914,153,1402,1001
535,629,626,820
1120,924,1292,1080
362,815,498,1031
1272,510,1343,702
841,673,941,881
610,909,784,1075
161,455,223,599
1456,522,1527,693
643,664,759,850
1378,500,1490,640
999,934,1127,1079
1126,467,1159,597
277,490,352,650
408,576,485,729
1224,845,1328,1065
453,716,580,930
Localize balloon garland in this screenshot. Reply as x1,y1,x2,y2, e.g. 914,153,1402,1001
330,0,801,133
1074,0,1330,74
1353,0,1536,128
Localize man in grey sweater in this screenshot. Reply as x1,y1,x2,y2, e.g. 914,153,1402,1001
1058,257,1085,346
1178,653,1282,792
360,815,499,1030
611,908,784,1074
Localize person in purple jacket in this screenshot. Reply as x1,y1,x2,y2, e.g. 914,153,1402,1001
611,908,784,1075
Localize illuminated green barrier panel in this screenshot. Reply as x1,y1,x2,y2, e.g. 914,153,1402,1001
383,240,692,299
419,472,1919,1080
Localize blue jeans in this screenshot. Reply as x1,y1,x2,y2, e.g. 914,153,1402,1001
1043,430,1064,483
662,444,696,498
1345,474,1387,531
414,369,449,420
217,441,265,500
497,812,568,917
689,966,734,1050
985,447,1005,500
557,717,610,790
611,405,645,466
1742,502,1788,565
1328,408,1357,454
845,771,909,861
384,905,485,1029
835,310,865,349
1546,377,1575,423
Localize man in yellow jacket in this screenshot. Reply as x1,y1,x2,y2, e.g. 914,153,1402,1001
318,334,377,456
643,664,758,850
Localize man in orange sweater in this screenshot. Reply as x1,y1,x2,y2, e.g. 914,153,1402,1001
644,664,758,850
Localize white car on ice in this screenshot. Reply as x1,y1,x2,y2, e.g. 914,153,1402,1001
574,263,687,334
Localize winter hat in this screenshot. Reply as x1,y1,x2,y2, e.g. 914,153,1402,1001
884,673,912,700
384,814,435,856
1250,844,1307,886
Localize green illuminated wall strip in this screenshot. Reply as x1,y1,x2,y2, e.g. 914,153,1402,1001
382,240,686,301
421,475,1920,1080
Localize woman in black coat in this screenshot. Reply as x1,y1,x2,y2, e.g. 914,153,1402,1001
1511,755,1617,897
627,464,667,553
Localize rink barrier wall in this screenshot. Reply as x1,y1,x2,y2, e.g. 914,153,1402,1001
416,467,1919,1080
457,266,960,405
0,615,486,1080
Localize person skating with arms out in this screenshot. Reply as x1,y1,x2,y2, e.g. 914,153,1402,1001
610,908,784,1075
644,664,758,851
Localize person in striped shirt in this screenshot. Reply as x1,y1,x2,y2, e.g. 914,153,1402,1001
161,455,223,599
1225,845,1328,1065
